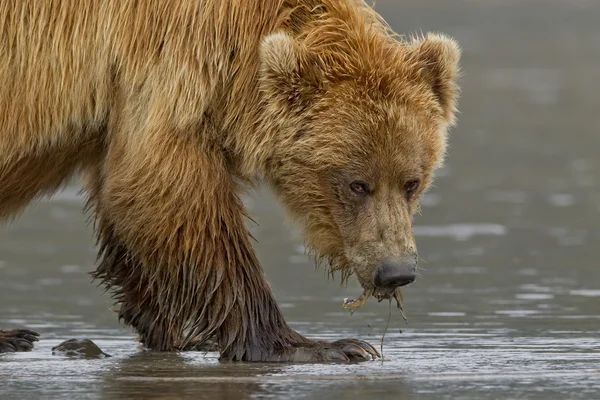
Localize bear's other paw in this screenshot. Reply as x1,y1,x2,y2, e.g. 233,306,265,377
0,329,40,353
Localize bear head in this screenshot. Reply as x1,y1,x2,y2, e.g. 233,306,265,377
259,22,460,300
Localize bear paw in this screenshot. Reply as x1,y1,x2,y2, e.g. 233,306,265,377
0,329,40,353
273,338,380,362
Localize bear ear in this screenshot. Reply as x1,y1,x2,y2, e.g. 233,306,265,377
259,32,322,108
409,33,461,126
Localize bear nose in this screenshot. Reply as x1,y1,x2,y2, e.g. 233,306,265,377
374,257,417,288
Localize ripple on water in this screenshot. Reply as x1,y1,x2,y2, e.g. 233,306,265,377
515,293,555,300
36,278,63,286
494,310,542,317
519,284,554,293
569,289,600,297
517,268,539,276
427,312,467,317
60,265,83,273
435,265,488,274
414,224,507,241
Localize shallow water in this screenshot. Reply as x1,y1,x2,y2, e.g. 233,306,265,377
2,1,600,399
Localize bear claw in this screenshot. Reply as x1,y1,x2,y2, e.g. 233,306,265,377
330,338,381,361
271,338,380,363
0,329,40,353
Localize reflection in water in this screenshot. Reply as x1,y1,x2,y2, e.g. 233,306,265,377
2,0,600,399
99,352,271,400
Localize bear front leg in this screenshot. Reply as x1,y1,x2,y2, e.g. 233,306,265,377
0,329,40,353
89,126,377,361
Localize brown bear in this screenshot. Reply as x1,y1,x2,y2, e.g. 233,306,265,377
0,0,460,361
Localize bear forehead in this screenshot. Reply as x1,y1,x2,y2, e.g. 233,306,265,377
319,80,440,142
305,87,443,179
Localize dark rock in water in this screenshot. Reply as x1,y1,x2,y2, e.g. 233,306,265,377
51,338,111,359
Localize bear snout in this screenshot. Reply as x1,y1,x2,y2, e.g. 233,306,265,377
373,256,417,289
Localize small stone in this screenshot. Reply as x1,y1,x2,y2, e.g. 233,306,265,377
51,338,111,359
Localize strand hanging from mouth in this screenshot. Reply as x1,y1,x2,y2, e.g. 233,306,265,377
343,286,409,360
381,299,392,359
393,287,408,323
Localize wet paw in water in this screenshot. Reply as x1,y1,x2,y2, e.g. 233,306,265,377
328,338,381,361
271,339,381,362
0,329,40,352
51,339,111,359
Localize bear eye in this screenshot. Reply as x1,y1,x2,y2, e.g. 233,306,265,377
404,179,420,196
350,181,370,195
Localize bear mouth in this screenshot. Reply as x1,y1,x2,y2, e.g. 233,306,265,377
375,286,405,310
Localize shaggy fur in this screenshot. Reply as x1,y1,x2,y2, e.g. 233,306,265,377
0,0,460,361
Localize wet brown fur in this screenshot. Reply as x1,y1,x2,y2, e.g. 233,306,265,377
0,0,460,360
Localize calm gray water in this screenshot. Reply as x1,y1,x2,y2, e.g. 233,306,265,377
1,1,600,399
